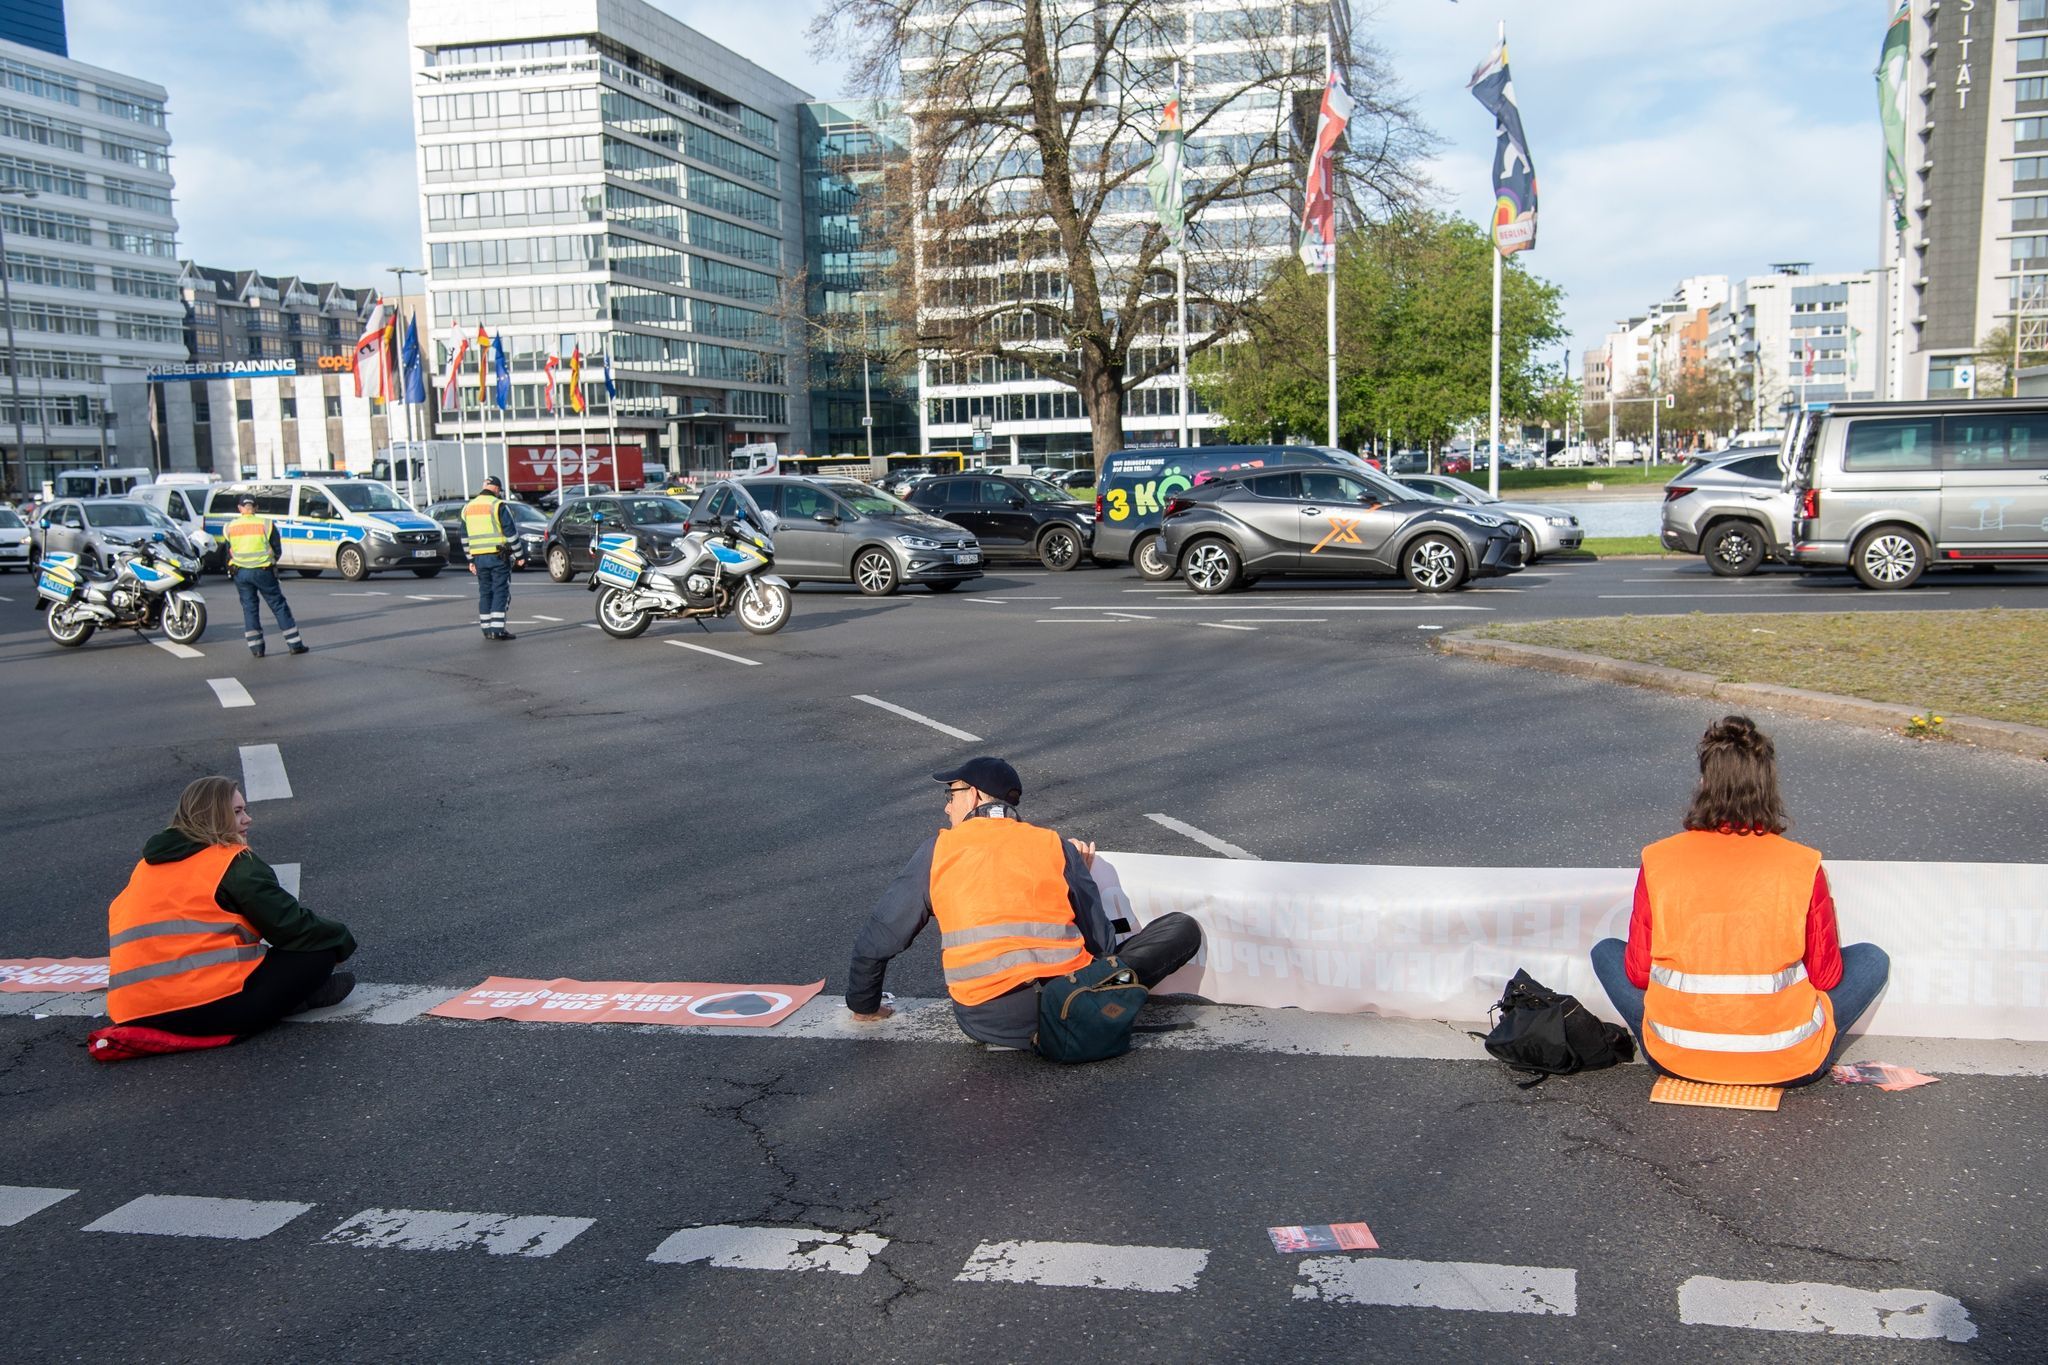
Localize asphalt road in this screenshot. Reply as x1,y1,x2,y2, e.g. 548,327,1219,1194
1,554,2043,1361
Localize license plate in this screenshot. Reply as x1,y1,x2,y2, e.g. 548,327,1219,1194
955,551,980,564
411,549,437,557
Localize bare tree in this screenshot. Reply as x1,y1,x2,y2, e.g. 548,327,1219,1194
808,0,1429,458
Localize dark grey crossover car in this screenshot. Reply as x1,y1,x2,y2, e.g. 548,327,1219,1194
692,476,984,594
1160,463,1524,593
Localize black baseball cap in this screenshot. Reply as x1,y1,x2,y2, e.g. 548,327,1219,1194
481,474,504,491
235,493,256,508
933,756,1022,805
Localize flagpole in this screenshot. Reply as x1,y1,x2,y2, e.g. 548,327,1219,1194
1173,59,1190,449
1324,33,1338,451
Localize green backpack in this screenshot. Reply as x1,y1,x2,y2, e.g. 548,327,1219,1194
1033,956,1147,1063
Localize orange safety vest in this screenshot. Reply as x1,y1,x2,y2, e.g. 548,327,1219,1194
1640,830,1833,1085
929,817,1093,1006
225,515,274,569
105,842,266,1024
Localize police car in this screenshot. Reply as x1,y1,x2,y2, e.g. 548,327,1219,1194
201,474,448,580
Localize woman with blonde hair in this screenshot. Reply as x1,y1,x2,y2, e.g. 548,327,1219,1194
103,775,357,1041
1590,716,1889,1087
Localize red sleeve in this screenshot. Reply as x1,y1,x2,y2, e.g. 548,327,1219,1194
1624,869,1652,989
1805,866,1842,991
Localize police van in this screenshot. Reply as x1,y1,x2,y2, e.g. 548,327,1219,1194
201,474,447,580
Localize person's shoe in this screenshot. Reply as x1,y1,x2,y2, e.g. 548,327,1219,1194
288,644,309,656
294,971,355,1013
495,630,517,641
249,644,265,658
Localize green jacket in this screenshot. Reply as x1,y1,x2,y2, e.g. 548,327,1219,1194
141,829,356,961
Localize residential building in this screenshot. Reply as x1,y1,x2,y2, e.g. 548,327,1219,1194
1706,265,1886,426
0,29,181,494
406,0,813,477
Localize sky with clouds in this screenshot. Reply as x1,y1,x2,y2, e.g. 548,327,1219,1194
60,0,1894,363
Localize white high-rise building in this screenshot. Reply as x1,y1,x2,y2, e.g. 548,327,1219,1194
0,32,182,496
407,0,812,477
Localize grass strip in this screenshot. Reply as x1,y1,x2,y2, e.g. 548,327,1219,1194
1578,535,1679,557
1478,609,2048,728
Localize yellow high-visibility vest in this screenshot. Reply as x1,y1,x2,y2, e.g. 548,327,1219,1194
462,494,507,556
225,515,274,570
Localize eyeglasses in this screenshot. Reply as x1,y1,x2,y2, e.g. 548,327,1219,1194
945,784,972,797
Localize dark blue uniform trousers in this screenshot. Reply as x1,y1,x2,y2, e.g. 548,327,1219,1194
233,568,301,653
473,553,510,635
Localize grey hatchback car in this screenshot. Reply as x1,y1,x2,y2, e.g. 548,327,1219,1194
693,476,984,594
1659,449,1793,576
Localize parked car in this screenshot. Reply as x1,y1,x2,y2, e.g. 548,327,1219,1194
131,482,223,572
1781,398,2048,588
1096,443,1371,579
429,497,551,567
1658,451,1792,576
31,498,208,570
0,504,29,571
695,475,982,595
1162,463,1524,594
1399,474,1583,562
1387,450,1429,475
538,482,615,513
542,493,696,582
1057,468,1097,492
904,472,1095,570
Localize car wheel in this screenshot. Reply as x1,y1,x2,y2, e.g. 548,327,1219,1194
1181,538,1241,595
1403,534,1467,592
1133,532,1174,581
1851,525,1927,590
1038,525,1082,571
924,580,962,593
1517,527,1539,566
853,547,899,596
337,545,368,581
295,568,323,579
1704,522,1764,577
547,545,574,583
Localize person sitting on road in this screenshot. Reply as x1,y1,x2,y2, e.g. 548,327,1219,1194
1590,716,1890,1088
845,756,1202,1053
104,776,357,1040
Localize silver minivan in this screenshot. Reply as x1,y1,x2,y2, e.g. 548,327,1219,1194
1781,399,2048,588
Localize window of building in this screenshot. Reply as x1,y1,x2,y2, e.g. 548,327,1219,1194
2025,0,2048,23
96,88,167,126
0,55,80,105
100,136,169,172
280,396,297,420
235,398,254,421
2014,195,2048,228
0,103,84,150
2023,36,2048,63
326,395,343,417
2018,116,2048,145
2021,77,2048,104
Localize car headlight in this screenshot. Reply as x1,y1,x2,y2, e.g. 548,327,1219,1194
1457,512,1506,528
897,535,942,550
368,527,397,543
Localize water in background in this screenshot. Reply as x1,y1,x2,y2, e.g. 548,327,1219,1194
1566,500,1661,538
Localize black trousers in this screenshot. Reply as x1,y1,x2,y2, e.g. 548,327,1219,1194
128,948,338,1038
955,912,1205,1049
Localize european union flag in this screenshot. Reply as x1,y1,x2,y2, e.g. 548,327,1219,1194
492,332,511,409
401,315,427,405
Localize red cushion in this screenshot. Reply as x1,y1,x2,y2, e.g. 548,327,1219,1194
86,1025,237,1062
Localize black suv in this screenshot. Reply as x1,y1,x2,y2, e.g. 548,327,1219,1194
541,493,694,582
905,473,1096,570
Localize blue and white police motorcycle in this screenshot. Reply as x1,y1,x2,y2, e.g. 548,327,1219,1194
588,512,793,637
35,541,207,648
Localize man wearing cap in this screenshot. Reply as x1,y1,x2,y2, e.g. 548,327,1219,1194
845,756,1202,1053
223,493,307,658
462,474,520,641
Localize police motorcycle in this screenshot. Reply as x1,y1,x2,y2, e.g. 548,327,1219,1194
588,511,793,638
35,541,208,648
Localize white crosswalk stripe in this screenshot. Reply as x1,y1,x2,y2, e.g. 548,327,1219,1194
956,1239,1209,1293
238,743,292,802
205,677,253,708
0,1184,75,1227
83,1194,313,1241
1676,1275,1977,1342
320,1207,594,1258
1293,1256,1577,1316
647,1225,888,1274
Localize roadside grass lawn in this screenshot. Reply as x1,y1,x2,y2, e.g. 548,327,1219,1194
1477,609,2048,729
1443,464,1686,494
1579,535,1679,557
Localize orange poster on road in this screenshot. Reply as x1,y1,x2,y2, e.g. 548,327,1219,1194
425,976,824,1028
0,957,108,992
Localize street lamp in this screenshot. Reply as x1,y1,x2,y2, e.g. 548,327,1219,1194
0,185,38,501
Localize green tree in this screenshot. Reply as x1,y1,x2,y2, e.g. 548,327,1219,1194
1196,213,1565,450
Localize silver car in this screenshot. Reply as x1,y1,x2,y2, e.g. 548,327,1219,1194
1658,450,1793,577
31,498,205,570
1398,474,1582,561
0,504,29,572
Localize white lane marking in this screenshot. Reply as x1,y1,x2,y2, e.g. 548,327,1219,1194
1599,592,1951,600
668,639,762,667
0,594,12,602
1199,622,1257,631
0,1185,76,1227
1677,1276,1976,1342
852,693,982,742
292,983,451,1025
531,614,562,621
648,1225,888,1274
1145,813,1258,860
406,593,462,601
205,677,254,709
150,639,203,659
1295,1256,1577,1316
962,597,1010,604
1620,578,1808,585
1035,619,1122,623
321,1207,594,1258
985,595,1061,600
239,743,292,802
273,863,301,898
582,622,603,630
329,591,389,596
1103,611,1156,620
1224,618,1323,623
1055,603,1489,612
84,1194,314,1241
956,1239,1208,1294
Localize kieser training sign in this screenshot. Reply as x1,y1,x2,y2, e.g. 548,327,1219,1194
426,977,824,1028
0,957,108,992
1093,855,2048,1043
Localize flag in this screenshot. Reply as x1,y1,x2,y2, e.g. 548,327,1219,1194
1848,325,1861,383
401,315,427,405
1877,2,1910,233
492,332,511,409
542,352,560,414
350,302,388,400
1297,67,1353,274
1469,41,1538,256
1147,96,1186,250
475,323,491,402
601,352,616,401
1803,341,1816,381
569,346,586,415
380,310,399,402
441,329,470,408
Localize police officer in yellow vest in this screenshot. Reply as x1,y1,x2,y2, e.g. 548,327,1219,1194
846,756,1202,1052
464,474,519,641
225,493,307,657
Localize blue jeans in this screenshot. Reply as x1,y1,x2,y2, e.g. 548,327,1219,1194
1590,938,1891,1087
233,568,300,650
472,553,510,634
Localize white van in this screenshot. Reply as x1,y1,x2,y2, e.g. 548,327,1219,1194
132,483,222,571
201,475,448,580
52,466,153,499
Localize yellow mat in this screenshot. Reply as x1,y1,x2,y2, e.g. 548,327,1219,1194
1649,1076,1784,1111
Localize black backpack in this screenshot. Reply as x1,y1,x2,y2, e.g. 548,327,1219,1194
1479,969,1636,1088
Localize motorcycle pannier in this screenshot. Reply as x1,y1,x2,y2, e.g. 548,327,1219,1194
36,552,80,603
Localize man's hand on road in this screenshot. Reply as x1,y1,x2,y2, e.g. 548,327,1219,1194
1069,838,1096,869
849,1006,894,1023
